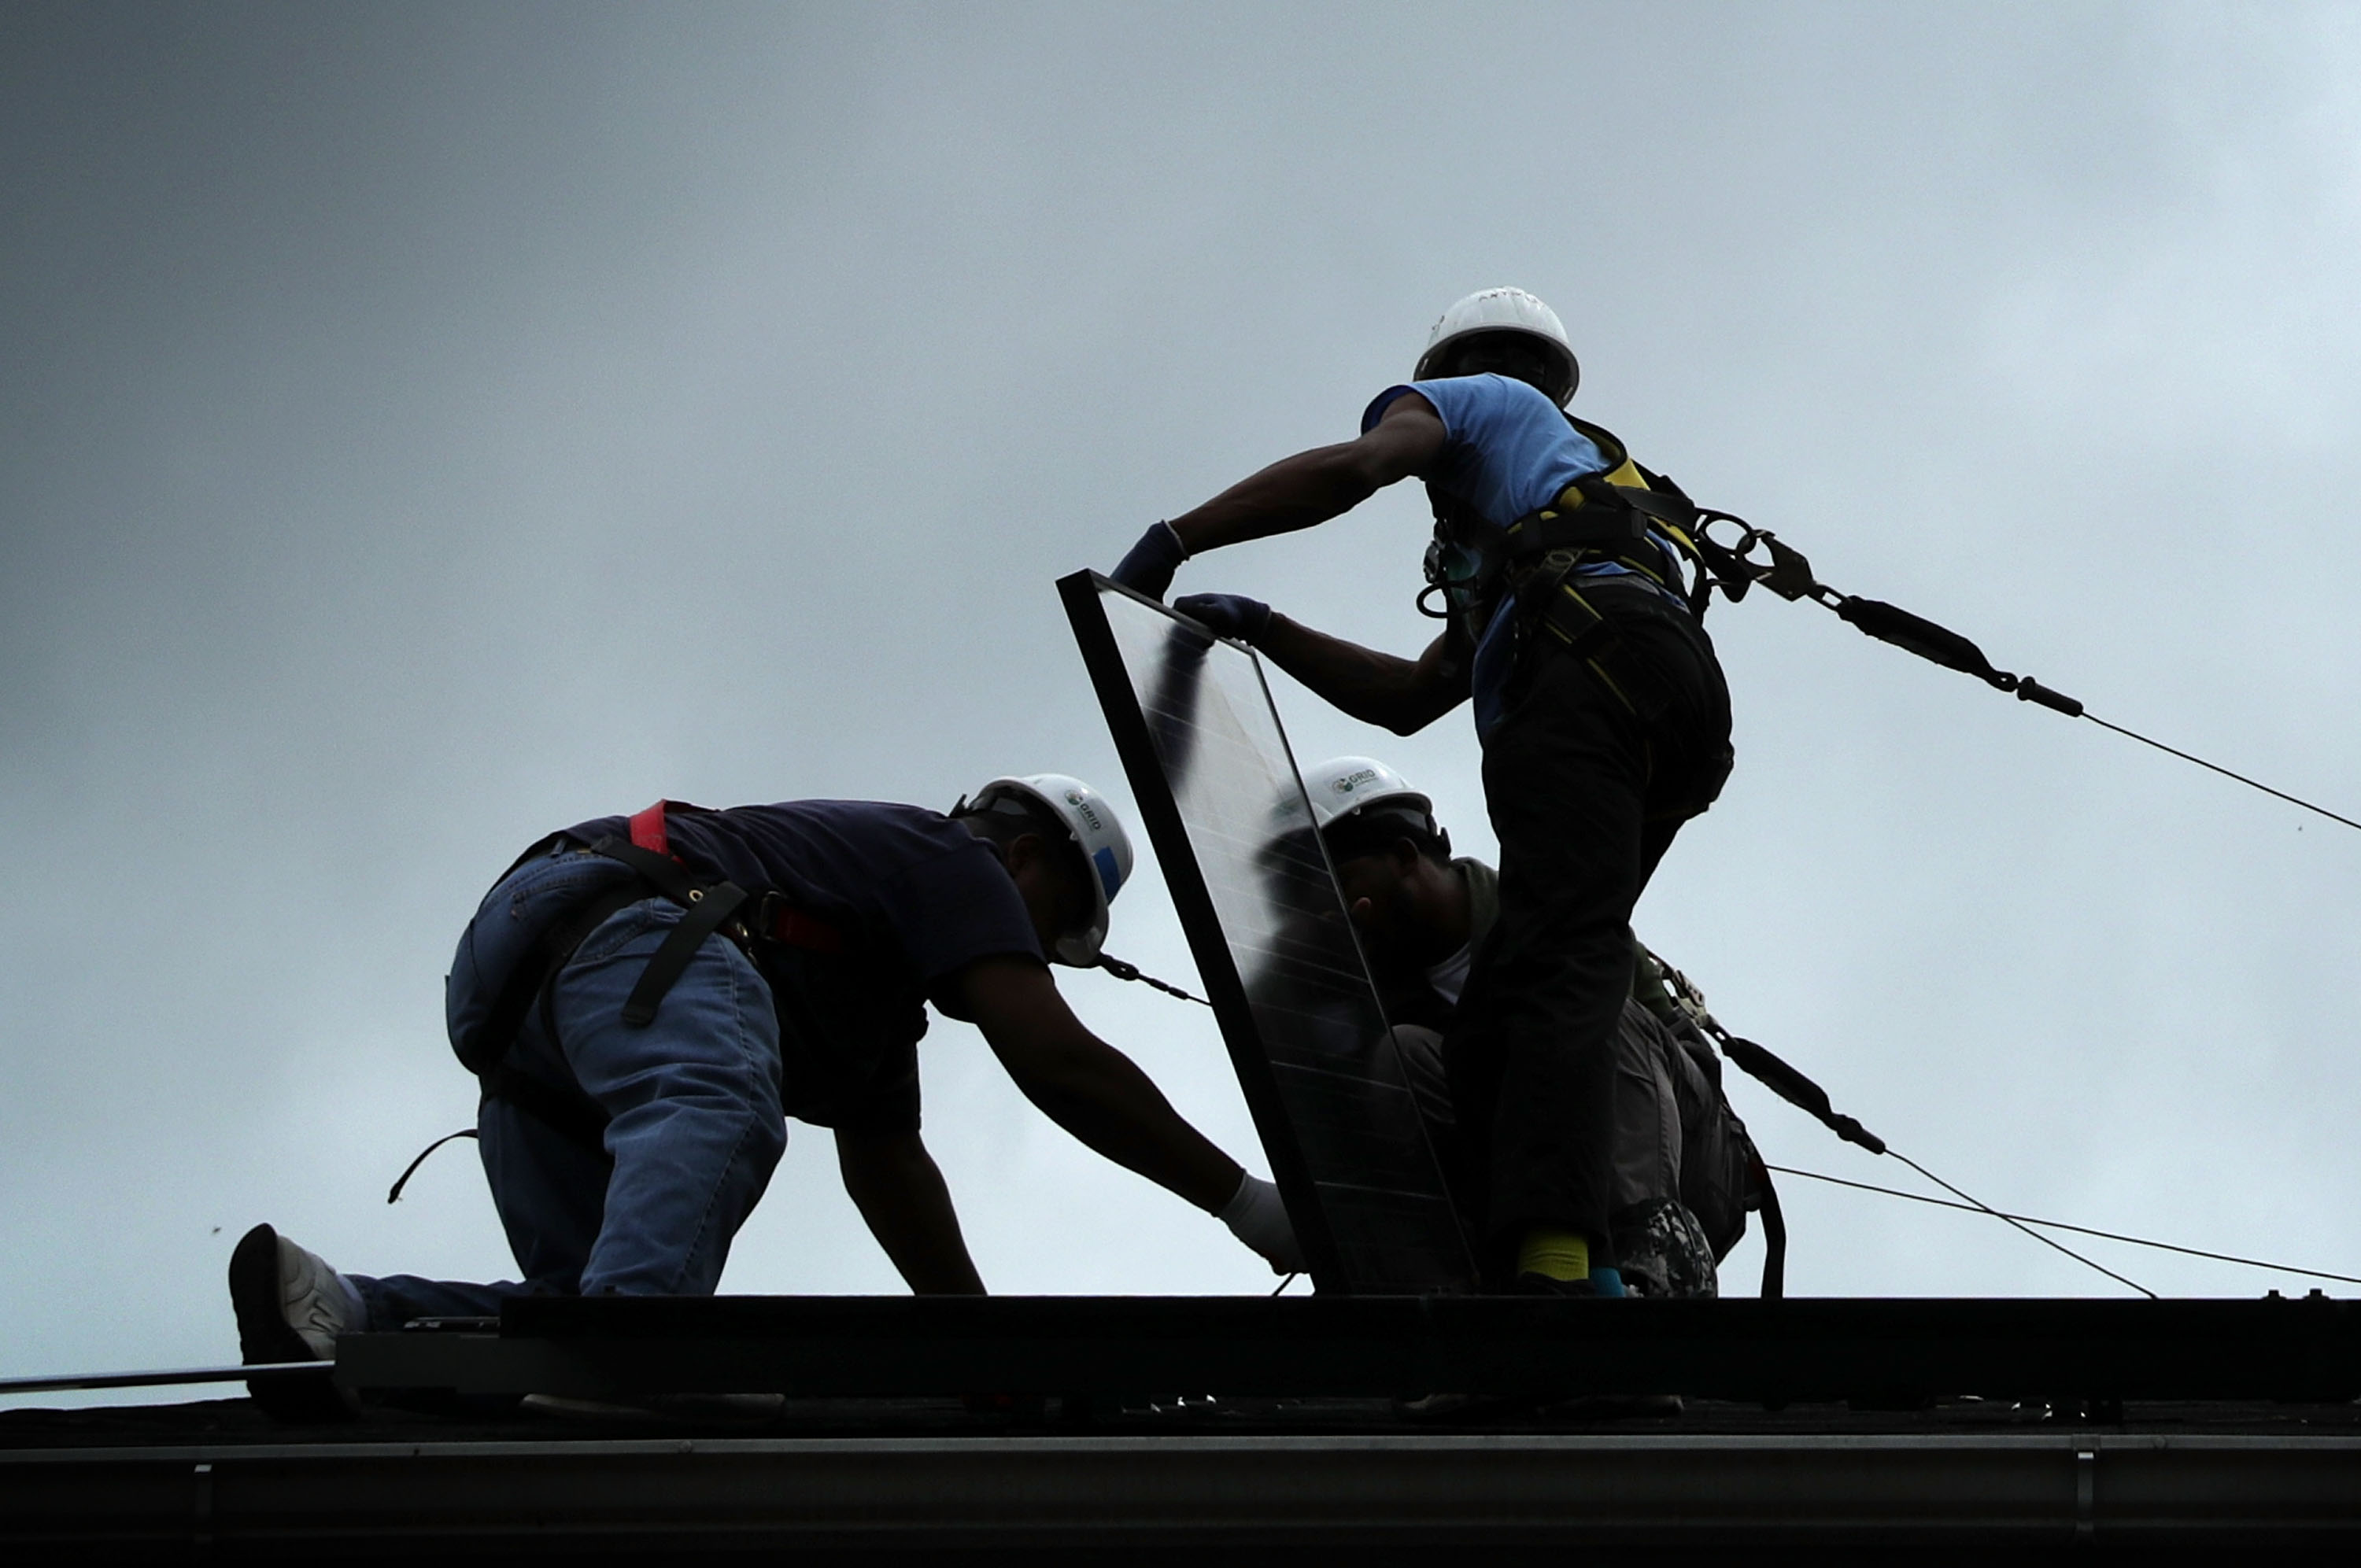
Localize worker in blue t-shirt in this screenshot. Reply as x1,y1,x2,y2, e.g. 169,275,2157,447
1109,289,1734,1296
230,777,1300,1413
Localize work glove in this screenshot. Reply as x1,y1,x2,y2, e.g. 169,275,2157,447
1173,592,1271,647
1218,1171,1306,1275
1110,521,1188,600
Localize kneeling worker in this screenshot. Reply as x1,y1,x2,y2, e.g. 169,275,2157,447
1305,756,1736,1298
232,778,1301,1385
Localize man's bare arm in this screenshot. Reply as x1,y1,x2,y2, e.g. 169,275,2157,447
955,956,1242,1213
1166,392,1446,557
835,1128,987,1294
1256,618,1471,736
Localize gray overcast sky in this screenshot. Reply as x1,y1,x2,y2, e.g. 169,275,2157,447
6,2,2360,1386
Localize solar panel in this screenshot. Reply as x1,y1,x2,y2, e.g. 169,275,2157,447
1060,571,1476,1294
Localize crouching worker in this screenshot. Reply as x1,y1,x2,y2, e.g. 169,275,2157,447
231,777,1302,1394
1303,757,1758,1298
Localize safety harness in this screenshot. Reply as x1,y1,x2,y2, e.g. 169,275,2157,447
1421,416,1744,728
446,802,837,1158
1425,411,2093,721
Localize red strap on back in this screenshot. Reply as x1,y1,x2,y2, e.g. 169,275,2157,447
627,800,669,857
625,797,841,954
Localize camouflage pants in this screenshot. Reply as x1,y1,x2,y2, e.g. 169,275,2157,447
1609,1197,1719,1299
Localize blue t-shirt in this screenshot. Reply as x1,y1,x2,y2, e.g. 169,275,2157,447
1364,373,1608,527
1363,374,1685,739
561,800,1043,1131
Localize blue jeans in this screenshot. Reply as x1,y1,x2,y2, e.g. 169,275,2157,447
349,845,787,1330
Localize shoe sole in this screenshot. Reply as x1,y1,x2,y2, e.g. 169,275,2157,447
227,1223,353,1422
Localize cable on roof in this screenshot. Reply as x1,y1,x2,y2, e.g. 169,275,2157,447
1767,1163,2361,1288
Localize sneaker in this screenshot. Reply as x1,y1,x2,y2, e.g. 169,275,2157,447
228,1223,360,1421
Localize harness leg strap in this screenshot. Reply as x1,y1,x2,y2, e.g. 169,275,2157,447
619,880,749,1027
585,832,756,1026
1531,578,1675,720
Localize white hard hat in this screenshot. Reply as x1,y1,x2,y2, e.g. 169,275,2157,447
1413,286,1580,406
970,773,1135,966
1299,756,1435,836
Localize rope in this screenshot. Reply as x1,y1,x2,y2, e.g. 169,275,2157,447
1769,1164,2361,1288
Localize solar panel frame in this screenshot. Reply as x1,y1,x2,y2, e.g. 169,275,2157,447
1059,570,1476,1295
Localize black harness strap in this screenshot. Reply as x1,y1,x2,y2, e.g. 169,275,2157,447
1524,574,1674,721
1505,474,1695,559
623,880,748,1027
1753,1159,1787,1300
458,835,754,1153
582,836,750,1028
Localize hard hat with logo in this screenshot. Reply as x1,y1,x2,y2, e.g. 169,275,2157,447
1299,756,1437,837
1413,286,1580,407
969,773,1135,966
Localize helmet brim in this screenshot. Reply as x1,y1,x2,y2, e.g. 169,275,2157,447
1415,329,1580,406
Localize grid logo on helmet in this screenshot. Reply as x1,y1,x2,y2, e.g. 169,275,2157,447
1064,788,1106,832
1332,769,1381,796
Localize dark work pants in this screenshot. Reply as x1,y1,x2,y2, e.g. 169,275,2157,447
1443,588,1731,1282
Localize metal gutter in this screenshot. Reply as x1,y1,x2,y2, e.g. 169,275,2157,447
6,1430,2361,1553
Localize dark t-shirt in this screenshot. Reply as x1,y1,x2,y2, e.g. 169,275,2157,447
563,800,1042,1131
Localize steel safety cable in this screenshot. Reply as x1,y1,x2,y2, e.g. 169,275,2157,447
1684,1007,2159,1297
1879,1149,2155,1299
1698,519,2361,836
2078,714,2361,835
1768,1164,2361,1288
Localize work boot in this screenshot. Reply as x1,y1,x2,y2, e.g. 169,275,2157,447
228,1223,362,1420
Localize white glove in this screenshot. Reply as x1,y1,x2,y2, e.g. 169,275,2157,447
1218,1171,1306,1275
